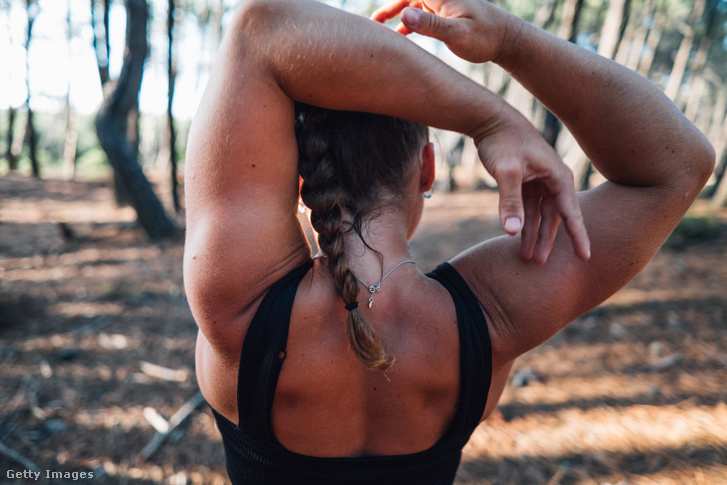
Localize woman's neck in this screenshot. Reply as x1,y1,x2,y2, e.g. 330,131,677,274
337,209,415,283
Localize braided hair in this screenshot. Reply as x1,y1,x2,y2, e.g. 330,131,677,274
295,103,428,372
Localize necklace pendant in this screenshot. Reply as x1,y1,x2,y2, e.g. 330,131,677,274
350,259,416,311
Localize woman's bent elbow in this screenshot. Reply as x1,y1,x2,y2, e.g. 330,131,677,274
229,0,282,43
692,136,716,190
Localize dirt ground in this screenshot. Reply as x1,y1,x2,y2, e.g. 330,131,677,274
1,173,726,485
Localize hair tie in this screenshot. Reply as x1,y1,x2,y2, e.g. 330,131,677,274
345,301,359,311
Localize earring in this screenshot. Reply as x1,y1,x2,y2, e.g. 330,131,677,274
423,192,433,199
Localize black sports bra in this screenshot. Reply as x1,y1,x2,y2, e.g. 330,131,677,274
211,261,492,484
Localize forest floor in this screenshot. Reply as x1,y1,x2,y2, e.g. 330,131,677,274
1,173,726,485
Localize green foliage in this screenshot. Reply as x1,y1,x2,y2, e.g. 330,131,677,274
665,215,727,249
0,108,189,181
579,0,609,36
503,0,540,22
75,146,112,179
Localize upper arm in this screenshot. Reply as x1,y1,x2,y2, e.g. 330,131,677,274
452,178,701,363
183,4,309,350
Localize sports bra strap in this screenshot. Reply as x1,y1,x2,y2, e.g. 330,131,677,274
236,260,314,443
427,262,492,438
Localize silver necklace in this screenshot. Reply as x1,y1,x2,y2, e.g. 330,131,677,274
351,259,415,308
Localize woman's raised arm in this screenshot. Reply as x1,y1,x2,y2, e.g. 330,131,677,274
183,0,587,355
375,0,715,361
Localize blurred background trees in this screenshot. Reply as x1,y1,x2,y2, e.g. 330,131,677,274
1,0,727,238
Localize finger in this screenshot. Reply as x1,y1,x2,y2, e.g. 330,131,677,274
394,21,413,35
532,197,561,265
519,196,541,261
400,6,458,42
494,163,525,236
563,206,590,261
371,0,417,23
556,193,591,261
553,181,590,261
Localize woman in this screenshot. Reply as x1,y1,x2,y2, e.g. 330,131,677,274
183,0,714,483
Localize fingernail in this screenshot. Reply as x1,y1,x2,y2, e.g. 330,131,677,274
401,8,421,28
505,217,522,233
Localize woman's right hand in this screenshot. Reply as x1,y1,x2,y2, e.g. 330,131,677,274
371,0,516,64
473,103,591,264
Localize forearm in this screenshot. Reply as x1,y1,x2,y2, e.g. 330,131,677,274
496,16,714,188
231,0,504,139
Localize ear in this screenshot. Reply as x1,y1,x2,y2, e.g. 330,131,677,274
420,142,435,193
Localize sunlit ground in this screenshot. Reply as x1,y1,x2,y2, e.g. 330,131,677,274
1,173,726,484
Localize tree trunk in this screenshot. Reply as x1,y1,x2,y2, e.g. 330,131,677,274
683,67,707,128
712,162,727,207
557,0,584,42
128,105,140,156
614,0,643,66
4,0,16,171
664,0,707,102
565,0,632,189
708,88,727,203
636,10,663,78
25,109,39,178
167,0,180,212
63,0,77,180
683,0,719,124
707,82,726,152
533,0,558,33
25,0,39,178
95,0,175,240
613,19,634,66
623,0,654,71
5,107,17,171
543,0,584,147
504,0,559,126
10,110,25,163
214,0,223,45
597,0,629,59
90,0,110,86
63,111,78,180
